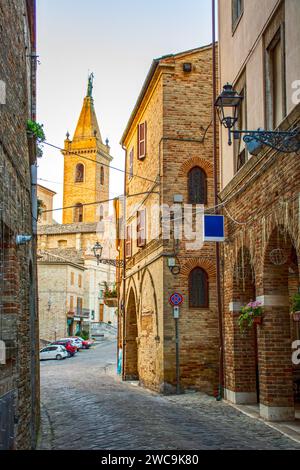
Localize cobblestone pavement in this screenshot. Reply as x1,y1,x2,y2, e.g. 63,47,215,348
38,339,300,450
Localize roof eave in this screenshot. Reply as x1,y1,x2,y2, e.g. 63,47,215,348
120,58,160,146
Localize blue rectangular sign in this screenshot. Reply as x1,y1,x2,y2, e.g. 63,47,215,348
203,215,225,242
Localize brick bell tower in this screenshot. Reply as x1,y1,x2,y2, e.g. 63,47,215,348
62,73,112,224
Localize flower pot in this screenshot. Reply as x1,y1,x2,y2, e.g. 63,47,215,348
293,311,300,322
104,298,118,308
253,316,262,325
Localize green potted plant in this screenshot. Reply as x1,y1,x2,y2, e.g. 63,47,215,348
27,119,46,140
291,293,300,322
238,300,263,332
27,119,46,159
103,282,118,308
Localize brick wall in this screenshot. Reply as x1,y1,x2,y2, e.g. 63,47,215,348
0,0,39,449
220,105,300,416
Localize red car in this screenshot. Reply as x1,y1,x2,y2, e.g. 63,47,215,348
71,336,93,349
51,340,77,357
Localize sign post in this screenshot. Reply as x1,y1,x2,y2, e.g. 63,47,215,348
169,292,183,394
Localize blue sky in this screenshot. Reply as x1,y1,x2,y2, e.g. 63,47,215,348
37,0,215,222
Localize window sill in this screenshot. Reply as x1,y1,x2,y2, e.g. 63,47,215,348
189,306,210,310
232,11,244,36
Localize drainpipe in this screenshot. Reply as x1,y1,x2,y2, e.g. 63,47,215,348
212,0,224,401
121,145,127,380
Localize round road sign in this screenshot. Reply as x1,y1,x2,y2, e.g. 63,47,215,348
169,292,183,306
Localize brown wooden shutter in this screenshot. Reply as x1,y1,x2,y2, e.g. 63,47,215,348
137,209,146,247
125,225,132,258
138,122,147,159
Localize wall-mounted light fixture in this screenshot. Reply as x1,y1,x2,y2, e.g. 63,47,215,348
215,83,300,154
92,241,124,267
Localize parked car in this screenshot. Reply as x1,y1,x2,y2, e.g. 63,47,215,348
51,340,77,357
40,345,68,361
58,337,83,349
71,336,93,349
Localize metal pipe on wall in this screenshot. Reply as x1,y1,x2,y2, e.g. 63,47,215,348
212,0,224,401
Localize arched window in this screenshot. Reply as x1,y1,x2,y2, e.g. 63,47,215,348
188,167,207,204
75,163,84,183
189,267,209,308
100,166,104,185
74,203,83,223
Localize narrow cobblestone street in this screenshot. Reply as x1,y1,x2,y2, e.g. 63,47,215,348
38,340,300,450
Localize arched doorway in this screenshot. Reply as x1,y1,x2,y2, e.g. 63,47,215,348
124,288,138,380
260,225,298,421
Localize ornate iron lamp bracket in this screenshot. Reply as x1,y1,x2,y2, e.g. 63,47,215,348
233,127,300,154
96,258,124,268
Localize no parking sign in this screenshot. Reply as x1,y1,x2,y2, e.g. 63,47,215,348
169,292,183,306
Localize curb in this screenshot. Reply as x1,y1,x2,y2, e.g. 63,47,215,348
224,400,300,445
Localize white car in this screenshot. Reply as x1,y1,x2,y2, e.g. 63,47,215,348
59,337,83,349
40,345,68,361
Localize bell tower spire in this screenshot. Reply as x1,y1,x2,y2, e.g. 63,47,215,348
62,76,112,225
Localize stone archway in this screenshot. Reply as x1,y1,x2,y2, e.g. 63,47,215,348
259,225,298,421
124,288,138,380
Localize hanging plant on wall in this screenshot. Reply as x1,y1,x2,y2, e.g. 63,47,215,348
27,119,46,158
103,282,118,308
238,301,263,332
291,293,300,321
37,198,46,220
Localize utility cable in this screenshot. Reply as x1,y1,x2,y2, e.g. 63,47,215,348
42,140,159,185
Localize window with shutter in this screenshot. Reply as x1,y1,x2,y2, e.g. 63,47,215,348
129,148,134,179
188,167,207,204
137,209,146,247
137,122,147,159
189,267,209,308
125,225,132,258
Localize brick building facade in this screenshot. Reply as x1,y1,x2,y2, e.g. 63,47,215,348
218,0,300,421
38,250,86,343
0,0,39,449
118,45,220,394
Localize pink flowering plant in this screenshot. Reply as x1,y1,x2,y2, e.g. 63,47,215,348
238,300,263,332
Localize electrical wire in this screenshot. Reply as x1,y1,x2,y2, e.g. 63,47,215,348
41,189,160,214
37,177,121,197
42,140,159,185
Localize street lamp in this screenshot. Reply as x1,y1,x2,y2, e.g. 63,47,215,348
215,83,243,145
93,241,103,265
215,83,300,154
92,241,124,267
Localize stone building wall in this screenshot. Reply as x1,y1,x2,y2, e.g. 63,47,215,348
0,0,39,449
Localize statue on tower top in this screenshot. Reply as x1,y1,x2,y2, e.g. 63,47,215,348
87,72,94,97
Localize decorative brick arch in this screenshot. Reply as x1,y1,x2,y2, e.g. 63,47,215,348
139,267,159,337
181,257,216,277
124,285,139,380
125,277,139,322
178,156,213,178
258,223,297,419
